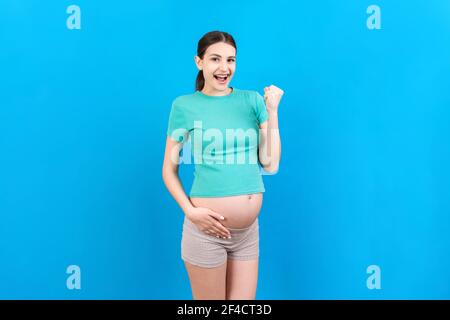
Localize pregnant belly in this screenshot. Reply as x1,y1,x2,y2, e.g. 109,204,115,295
189,193,263,229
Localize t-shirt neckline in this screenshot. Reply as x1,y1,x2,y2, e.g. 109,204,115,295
196,87,235,99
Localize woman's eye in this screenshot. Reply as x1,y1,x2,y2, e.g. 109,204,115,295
228,59,235,63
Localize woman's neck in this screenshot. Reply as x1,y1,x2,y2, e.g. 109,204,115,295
201,86,232,96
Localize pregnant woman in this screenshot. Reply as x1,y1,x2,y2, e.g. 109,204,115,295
162,30,283,300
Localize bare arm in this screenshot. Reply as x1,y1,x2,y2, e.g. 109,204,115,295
258,85,284,173
258,111,281,173
162,136,195,215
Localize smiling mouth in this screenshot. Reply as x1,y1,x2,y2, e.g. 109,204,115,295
214,74,229,81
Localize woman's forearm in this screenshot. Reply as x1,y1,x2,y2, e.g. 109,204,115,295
259,111,281,172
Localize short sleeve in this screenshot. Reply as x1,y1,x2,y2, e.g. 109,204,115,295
254,91,269,125
166,99,188,143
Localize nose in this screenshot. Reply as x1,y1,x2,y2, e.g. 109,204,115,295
219,61,228,72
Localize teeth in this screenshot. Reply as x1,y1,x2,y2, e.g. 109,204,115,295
214,75,228,81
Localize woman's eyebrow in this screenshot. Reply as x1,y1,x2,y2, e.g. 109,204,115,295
209,53,236,58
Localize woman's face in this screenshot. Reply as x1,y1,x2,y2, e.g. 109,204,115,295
195,42,236,94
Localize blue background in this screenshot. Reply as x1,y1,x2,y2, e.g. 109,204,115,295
1,0,449,299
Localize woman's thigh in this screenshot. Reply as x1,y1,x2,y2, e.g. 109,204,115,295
226,258,259,300
184,260,227,300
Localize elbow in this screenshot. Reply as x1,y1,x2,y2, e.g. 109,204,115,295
162,164,174,185
261,160,279,175
162,168,173,190
259,147,281,175
263,164,279,174
162,167,168,186
259,155,280,174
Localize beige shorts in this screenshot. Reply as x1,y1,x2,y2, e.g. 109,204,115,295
181,216,259,268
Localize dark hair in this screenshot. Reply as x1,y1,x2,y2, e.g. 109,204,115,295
195,31,237,91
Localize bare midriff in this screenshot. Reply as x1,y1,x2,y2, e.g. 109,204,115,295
190,193,263,229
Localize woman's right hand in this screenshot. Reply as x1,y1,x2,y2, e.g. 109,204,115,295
185,206,231,239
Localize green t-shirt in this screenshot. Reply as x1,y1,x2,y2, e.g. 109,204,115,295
166,88,269,197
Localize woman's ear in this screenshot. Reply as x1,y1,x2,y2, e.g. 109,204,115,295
194,55,202,71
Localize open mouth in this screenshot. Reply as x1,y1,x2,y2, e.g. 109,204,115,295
213,74,229,83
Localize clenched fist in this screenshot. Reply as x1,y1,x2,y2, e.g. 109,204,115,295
263,85,284,113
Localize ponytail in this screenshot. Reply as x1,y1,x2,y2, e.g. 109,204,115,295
195,70,205,91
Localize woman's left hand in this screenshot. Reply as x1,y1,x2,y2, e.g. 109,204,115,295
264,85,284,113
